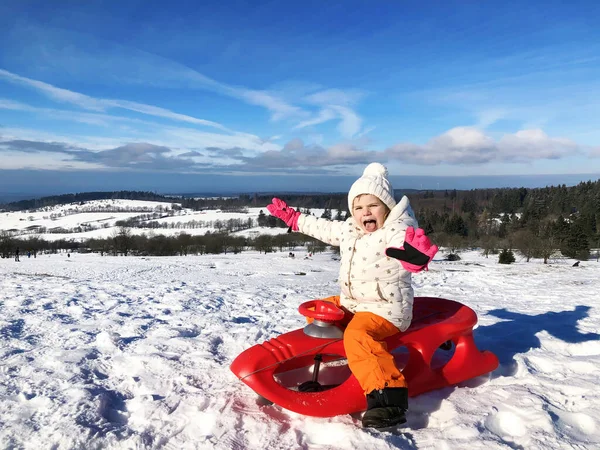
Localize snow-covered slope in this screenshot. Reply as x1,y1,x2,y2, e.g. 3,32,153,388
1,250,598,449
1,199,330,240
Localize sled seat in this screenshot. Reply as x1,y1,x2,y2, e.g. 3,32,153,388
385,297,499,397
230,297,498,417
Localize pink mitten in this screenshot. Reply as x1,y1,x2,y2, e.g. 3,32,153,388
266,198,301,231
385,227,439,273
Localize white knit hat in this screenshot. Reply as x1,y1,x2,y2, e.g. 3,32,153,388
348,162,396,212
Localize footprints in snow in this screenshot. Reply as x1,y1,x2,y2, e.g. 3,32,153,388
484,404,597,446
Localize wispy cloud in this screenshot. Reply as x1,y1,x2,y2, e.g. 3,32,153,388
0,21,373,140
293,109,337,130
293,88,366,138
418,51,600,135
475,109,508,128
1,98,151,127
1,22,310,123
232,88,305,121
293,105,364,139
330,105,362,139
1,67,364,141
0,69,229,131
0,98,282,155
305,89,365,107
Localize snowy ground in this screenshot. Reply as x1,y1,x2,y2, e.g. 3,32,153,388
0,250,599,449
2,198,333,241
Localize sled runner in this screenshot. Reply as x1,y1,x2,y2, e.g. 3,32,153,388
230,297,498,418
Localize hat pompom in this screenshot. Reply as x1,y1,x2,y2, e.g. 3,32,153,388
362,162,388,178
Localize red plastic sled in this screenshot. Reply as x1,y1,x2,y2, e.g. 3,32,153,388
230,297,499,418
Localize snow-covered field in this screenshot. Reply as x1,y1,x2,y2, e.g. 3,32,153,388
1,199,331,241
1,249,598,449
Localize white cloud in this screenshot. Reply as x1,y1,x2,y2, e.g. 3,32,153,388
0,127,129,151
497,129,579,161
1,68,363,141
0,99,280,155
326,142,370,163
104,99,229,130
234,88,305,121
3,118,591,174
305,89,365,107
0,98,145,127
0,69,104,111
330,105,363,139
0,99,37,111
293,109,337,130
385,127,582,165
0,149,102,170
294,89,365,138
293,104,363,139
476,108,507,128
1,23,308,124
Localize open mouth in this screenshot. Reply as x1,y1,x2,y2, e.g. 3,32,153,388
363,219,378,232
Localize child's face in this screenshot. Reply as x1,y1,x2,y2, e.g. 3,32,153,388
352,194,388,233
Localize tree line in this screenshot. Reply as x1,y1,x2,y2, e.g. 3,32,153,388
1,179,599,261
0,228,331,258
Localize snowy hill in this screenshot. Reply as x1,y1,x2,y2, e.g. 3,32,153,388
0,249,598,449
0,199,325,241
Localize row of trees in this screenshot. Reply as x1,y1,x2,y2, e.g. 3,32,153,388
116,217,255,233
416,207,598,262
0,228,331,258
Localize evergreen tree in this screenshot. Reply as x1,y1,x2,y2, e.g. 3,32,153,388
498,214,510,238
498,248,516,264
257,210,268,227
444,214,468,236
552,215,570,244
561,222,590,260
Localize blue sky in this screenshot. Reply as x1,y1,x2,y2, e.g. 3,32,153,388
1,0,600,196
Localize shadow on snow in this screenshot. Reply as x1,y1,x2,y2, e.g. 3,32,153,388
475,305,599,374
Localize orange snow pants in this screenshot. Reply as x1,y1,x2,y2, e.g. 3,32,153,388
318,296,407,395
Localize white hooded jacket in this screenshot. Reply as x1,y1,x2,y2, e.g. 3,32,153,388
297,195,418,331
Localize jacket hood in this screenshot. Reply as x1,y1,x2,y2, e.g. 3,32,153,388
384,196,412,225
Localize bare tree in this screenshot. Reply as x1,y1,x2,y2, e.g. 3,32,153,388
480,234,499,258
511,229,538,262
112,226,133,256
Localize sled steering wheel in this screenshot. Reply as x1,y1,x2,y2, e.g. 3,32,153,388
298,300,345,323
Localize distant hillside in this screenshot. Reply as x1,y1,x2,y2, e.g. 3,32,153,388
0,191,177,212
3,180,600,220
1,180,598,260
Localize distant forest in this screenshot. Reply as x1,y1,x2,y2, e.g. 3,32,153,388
1,179,599,261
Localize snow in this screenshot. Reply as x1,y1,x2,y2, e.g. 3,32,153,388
2,199,331,241
1,247,599,449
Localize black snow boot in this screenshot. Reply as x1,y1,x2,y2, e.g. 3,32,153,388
362,387,408,429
